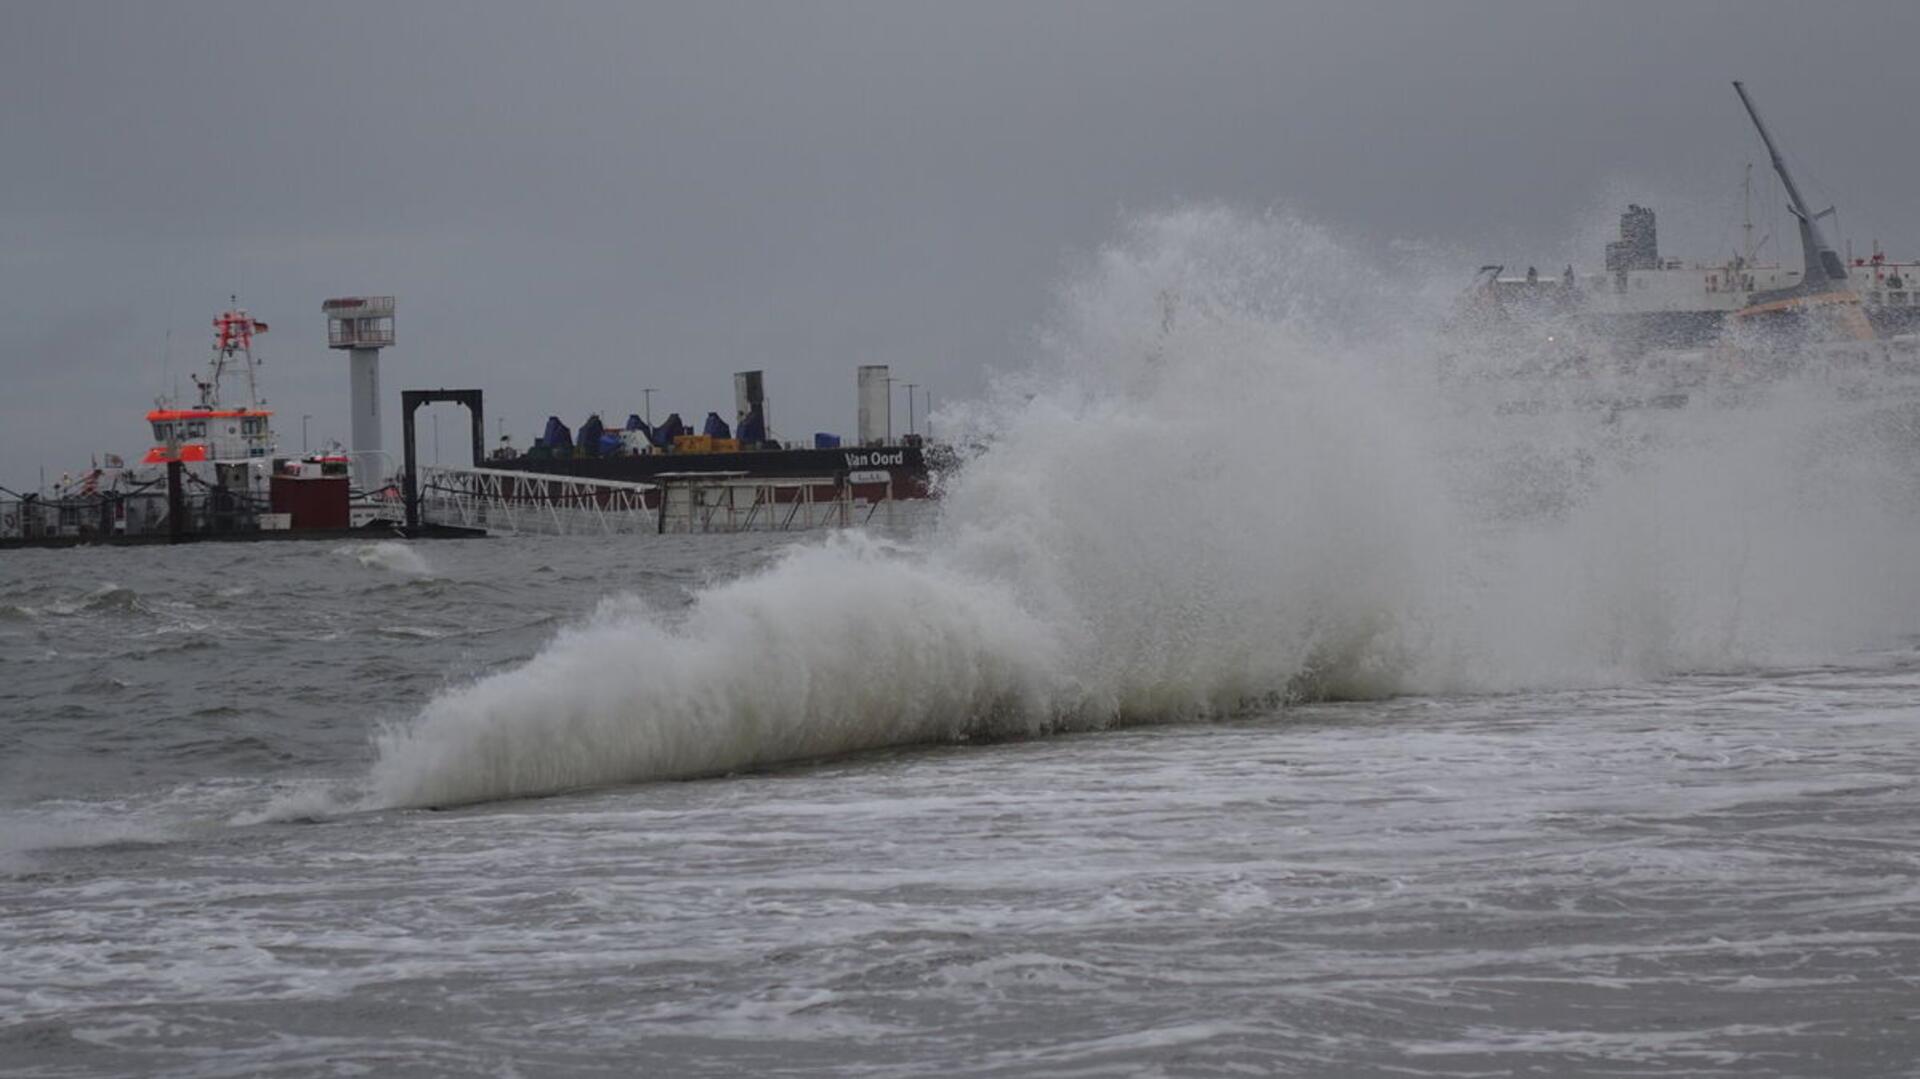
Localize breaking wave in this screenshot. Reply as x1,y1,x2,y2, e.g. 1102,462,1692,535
367,538,1060,807
357,207,1920,809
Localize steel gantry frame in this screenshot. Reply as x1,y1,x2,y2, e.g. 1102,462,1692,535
400,389,485,530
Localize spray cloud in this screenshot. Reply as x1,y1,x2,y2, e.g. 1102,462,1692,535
365,207,1920,808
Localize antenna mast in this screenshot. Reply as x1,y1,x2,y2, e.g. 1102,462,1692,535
1742,162,1754,267
208,297,269,410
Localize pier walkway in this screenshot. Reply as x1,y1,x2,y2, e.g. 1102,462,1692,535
391,466,895,537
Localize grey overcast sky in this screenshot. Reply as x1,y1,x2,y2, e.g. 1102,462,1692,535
4,1,1917,486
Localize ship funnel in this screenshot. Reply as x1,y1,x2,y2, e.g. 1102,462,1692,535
857,365,890,446
1605,205,1659,274
733,370,767,446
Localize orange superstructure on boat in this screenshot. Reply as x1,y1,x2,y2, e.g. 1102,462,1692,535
141,410,273,463
142,304,276,464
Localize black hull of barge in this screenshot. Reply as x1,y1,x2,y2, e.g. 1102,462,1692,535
484,446,932,497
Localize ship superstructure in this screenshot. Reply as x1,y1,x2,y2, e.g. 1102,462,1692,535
143,303,276,465
1466,82,1920,356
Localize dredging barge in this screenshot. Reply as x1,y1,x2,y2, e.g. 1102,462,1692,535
477,364,939,505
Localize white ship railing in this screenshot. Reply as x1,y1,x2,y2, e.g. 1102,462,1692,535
393,465,896,536
395,466,659,536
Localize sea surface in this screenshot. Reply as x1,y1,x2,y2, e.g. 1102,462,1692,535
3,533,1918,1077
9,209,1920,1076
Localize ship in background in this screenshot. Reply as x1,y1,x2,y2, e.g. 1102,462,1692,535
1456,81,1920,369
2,299,424,544
7,296,937,543
484,364,937,500
142,304,278,467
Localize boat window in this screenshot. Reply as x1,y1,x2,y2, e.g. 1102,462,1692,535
186,421,207,439
152,422,172,440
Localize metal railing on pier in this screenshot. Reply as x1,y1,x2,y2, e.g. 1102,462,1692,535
656,475,887,534
394,467,659,535
394,466,895,537
0,472,259,544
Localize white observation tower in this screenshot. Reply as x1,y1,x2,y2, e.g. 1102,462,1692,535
322,296,396,490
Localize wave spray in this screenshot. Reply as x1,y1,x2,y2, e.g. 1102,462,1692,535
366,208,1920,808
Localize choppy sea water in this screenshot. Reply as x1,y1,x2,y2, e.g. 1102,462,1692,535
11,209,1920,1075
3,535,1918,1077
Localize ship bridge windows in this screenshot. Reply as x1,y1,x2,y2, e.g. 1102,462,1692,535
150,419,208,441
242,417,265,436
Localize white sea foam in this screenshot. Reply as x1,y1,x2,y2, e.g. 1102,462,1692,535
361,207,1920,808
335,541,433,576
366,535,1061,807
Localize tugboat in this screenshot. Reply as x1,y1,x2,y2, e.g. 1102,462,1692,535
142,301,277,466
2,300,283,542
135,302,397,529
2,298,469,544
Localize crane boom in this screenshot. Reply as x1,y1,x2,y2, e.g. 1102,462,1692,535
1732,80,1847,290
